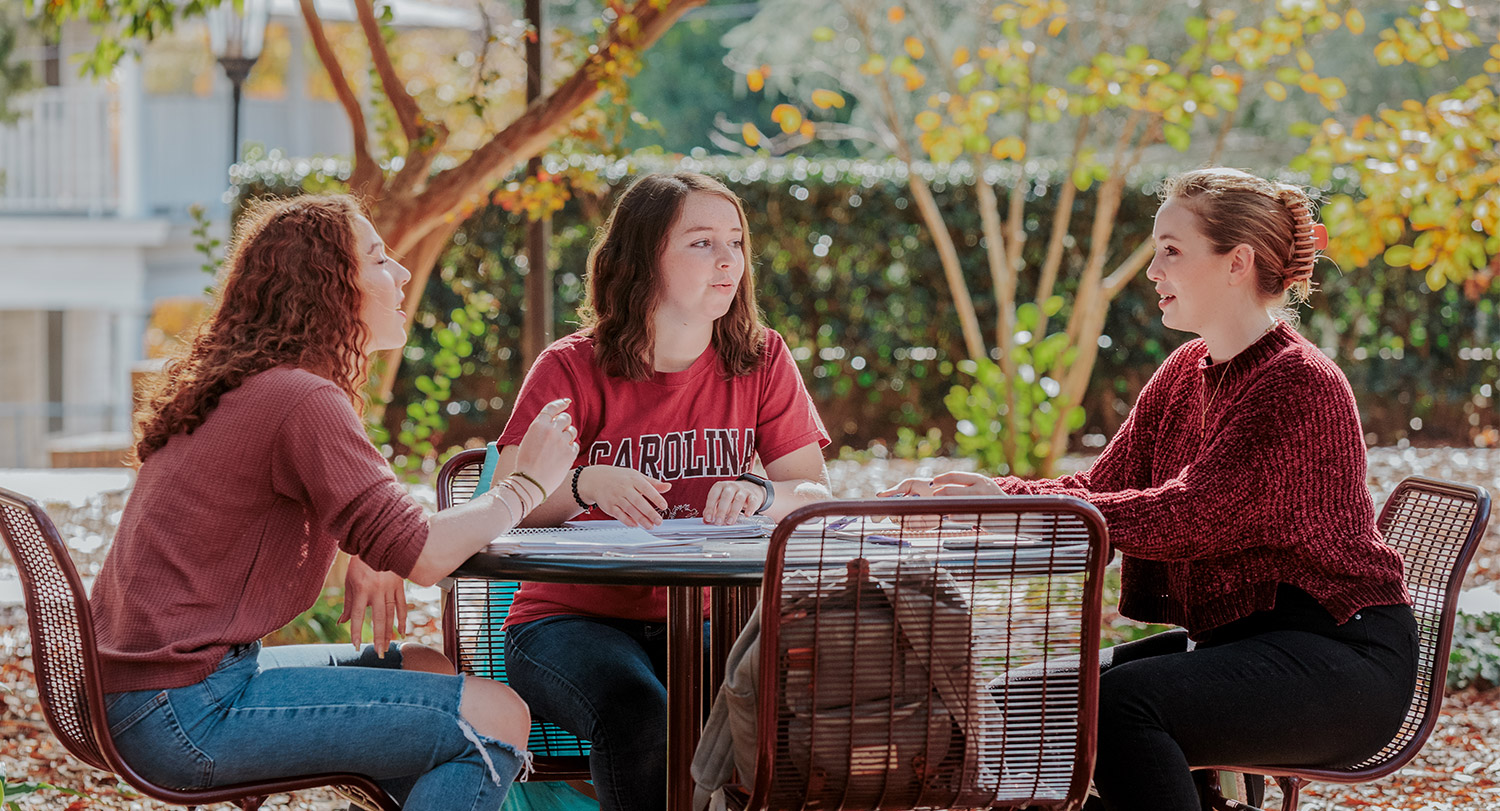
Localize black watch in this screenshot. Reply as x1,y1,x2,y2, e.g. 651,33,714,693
736,472,775,515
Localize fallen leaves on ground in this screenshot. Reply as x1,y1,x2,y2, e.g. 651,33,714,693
0,448,1496,808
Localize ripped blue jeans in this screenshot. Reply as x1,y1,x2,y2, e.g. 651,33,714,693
104,642,527,810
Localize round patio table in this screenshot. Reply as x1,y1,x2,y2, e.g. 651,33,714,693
452,518,1095,811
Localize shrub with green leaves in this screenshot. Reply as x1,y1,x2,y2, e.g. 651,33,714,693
1448,611,1500,690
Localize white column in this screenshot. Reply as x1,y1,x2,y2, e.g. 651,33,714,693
117,304,148,433
0,311,48,467
116,55,145,219
62,310,113,434
285,21,311,157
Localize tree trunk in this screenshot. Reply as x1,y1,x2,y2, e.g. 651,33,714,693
908,173,986,361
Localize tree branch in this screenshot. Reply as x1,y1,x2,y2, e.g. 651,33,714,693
1102,239,1153,300
396,0,706,244
299,0,382,198
843,0,985,361
1208,102,1237,165
354,0,421,146
1033,114,1091,337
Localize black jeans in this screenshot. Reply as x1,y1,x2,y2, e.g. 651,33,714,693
1092,585,1418,811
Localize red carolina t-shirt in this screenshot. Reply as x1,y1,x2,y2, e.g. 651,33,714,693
497,327,830,625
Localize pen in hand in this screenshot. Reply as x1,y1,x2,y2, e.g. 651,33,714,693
827,493,916,532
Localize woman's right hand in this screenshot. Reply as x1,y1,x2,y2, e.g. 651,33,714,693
877,477,935,498
512,398,579,499
877,477,940,529
577,465,672,528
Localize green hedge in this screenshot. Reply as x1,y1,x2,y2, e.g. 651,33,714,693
233,152,1500,461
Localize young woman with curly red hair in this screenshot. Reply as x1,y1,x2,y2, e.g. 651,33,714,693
886,168,1417,810
92,194,578,809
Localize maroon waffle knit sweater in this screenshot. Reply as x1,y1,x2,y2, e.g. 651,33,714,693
995,322,1408,638
91,368,429,693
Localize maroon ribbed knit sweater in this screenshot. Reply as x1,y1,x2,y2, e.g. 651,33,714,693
995,322,1408,637
91,368,429,693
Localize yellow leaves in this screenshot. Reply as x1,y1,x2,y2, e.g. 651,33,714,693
771,104,803,134
887,6,905,23
915,110,942,131
1048,16,1067,38
811,89,846,109
904,37,925,60
1374,39,1404,67
952,47,969,68
1345,8,1365,35
991,136,1026,161
1319,76,1347,100
1298,69,1499,293
1296,50,1314,72
1015,0,1065,29
970,90,1001,116
1265,80,1288,101
746,66,767,93
741,123,762,148
860,55,887,75
799,120,816,139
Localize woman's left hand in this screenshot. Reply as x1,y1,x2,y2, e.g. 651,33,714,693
931,471,1004,496
703,479,767,525
340,555,408,655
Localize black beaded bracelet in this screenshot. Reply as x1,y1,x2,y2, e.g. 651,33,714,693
571,466,596,511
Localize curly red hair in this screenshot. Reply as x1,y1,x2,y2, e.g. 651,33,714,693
133,194,372,465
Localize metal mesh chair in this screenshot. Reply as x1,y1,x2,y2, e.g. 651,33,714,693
724,496,1108,811
435,447,592,781
1201,475,1493,811
0,485,398,811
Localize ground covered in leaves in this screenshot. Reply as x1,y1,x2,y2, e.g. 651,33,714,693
1,447,1497,809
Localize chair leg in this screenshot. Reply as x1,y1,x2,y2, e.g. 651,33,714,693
1195,770,1270,811
1275,776,1303,811
237,797,268,811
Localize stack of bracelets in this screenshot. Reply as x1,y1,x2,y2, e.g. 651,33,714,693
491,471,550,526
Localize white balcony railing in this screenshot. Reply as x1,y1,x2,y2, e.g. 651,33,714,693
0,85,119,215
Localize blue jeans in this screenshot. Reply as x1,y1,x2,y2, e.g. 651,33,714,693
505,616,670,811
104,642,527,810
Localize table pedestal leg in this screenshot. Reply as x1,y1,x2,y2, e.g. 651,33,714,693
710,586,759,695
667,585,703,811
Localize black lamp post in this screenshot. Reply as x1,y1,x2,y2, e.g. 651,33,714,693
208,0,270,169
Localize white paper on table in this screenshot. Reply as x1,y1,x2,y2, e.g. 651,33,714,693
487,525,702,554
564,517,769,542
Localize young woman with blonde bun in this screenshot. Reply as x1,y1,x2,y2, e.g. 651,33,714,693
884,168,1417,810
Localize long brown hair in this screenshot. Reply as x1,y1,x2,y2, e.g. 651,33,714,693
580,172,764,381
1159,167,1321,305
133,194,371,465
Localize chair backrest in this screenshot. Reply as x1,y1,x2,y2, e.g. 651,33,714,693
1308,475,1491,780
0,486,116,774
435,446,593,767
743,496,1108,811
